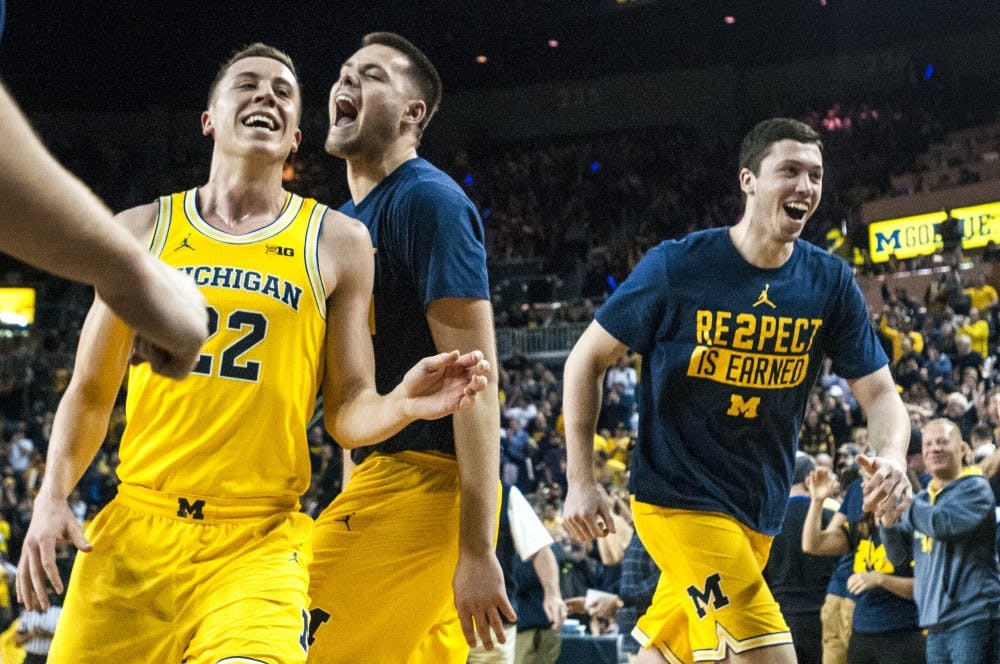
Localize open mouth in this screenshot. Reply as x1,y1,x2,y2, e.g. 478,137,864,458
242,113,279,131
334,95,358,128
783,201,809,221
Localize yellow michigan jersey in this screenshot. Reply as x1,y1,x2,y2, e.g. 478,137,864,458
118,188,327,499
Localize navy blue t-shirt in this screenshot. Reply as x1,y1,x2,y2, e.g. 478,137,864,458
339,158,489,462
839,480,919,633
597,228,887,534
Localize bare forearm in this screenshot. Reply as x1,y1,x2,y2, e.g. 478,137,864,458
0,85,149,289
38,300,130,502
861,383,909,467
325,388,415,449
532,545,561,600
563,347,605,486
454,393,501,555
40,388,116,502
876,573,915,600
802,500,847,555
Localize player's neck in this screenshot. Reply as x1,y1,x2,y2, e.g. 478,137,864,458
729,217,794,269
198,161,287,233
345,143,418,204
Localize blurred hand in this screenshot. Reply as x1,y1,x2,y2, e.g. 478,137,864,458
105,259,208,380
804,467,839,502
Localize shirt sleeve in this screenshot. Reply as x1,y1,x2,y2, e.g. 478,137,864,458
595,245,669,355
906,478,995,541
396,182,489,305
507,485,555,561
825,265,888,379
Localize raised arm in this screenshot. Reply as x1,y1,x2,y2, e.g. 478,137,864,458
0,85,206,377
562,320,629,542
801,468,851,556
849,366,911,521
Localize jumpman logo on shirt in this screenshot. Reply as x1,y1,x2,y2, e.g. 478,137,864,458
171,234,195,254
334,512,356,531
753,283,776,309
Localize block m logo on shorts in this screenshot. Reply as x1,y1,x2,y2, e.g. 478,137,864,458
687,572,731,619
177,497,206,520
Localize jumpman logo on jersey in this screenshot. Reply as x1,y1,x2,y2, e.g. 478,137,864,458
171,234,195,254
335,512,356,531
753,283,776,309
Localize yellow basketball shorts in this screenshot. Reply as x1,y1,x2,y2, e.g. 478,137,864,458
48,483,312,664
308,451,498,664
630,500,791,663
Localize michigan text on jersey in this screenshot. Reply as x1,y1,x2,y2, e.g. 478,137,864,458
178,265,303,311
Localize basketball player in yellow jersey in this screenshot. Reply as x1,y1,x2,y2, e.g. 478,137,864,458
15,44,490,664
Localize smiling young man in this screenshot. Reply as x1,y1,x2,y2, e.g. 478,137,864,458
561,118,910,663
306,32,513,663
15,43,490,663
880,419,1000,664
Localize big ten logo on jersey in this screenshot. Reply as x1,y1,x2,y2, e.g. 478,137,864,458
266,244,295,257
688,306,824,408
687,572,731,619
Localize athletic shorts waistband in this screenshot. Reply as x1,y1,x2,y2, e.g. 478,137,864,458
115,483,300,523
380,450,460,475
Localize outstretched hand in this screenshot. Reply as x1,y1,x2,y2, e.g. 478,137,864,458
109,260,208,380
856,454,911,526
399,349,490,421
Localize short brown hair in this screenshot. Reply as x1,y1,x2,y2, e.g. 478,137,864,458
362,31,442,135
207,43,300,114
739,118,823,174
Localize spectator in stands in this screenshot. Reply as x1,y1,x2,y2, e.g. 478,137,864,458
959,307,990,358
617,531,658,661
801,407,836,456
965,272,999,312
880,418,1000,664
952,334,984,383
605,353,638,402
823,386,855,445
939,211,964,260
15,591,61,664
468,483,566,664
970,423,997,465
944,391,978,442
923,342,953,387
803,470,924,663
763,454,839,664
6,423,33,477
